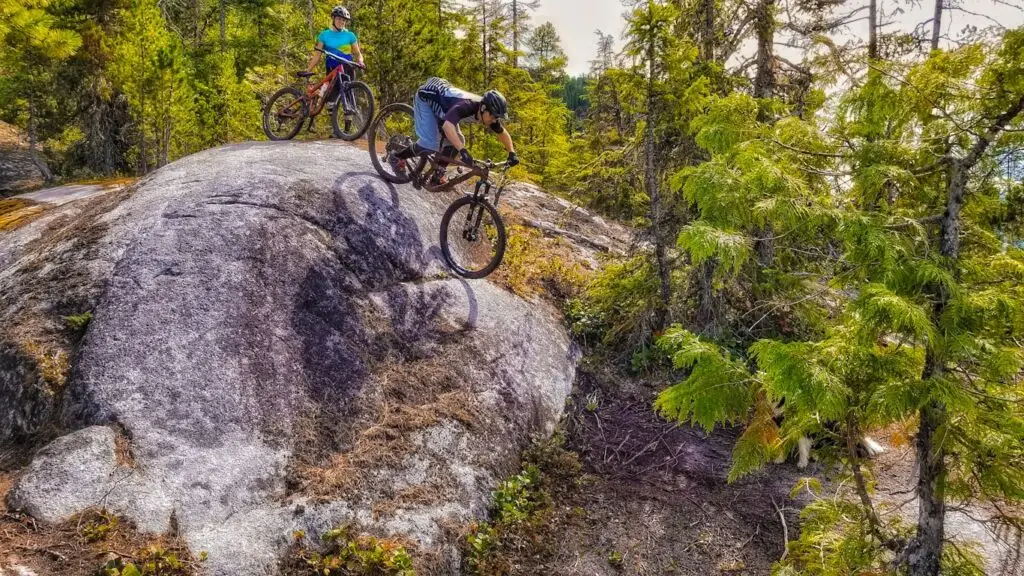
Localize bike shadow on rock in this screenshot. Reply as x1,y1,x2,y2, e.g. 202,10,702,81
288,171,484,465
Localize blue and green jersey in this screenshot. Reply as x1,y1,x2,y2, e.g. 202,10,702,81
317,28,357,70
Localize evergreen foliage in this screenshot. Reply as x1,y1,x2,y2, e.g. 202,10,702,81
0,0,574,185
3,0,1024,573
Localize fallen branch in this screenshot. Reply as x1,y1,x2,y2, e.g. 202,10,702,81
16,544,67,562
737,523,761,550
771,495,789,562
520,217,619,254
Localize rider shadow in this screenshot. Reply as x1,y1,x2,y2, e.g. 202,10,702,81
290,172,481,395
329,171,481,330
323,171,429,291
287,170,488,459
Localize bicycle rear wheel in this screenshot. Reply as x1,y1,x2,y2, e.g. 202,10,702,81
440,196,507,279
262,86,307,141
368,102,415,184
332,81,375,141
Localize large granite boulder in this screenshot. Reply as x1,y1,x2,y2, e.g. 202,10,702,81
2,141,580,574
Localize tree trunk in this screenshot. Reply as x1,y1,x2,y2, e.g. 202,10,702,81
901,86,1024,576
192,0,201,49
693,258,719,336
940,161,968,258
139,121,148,175
869,0,878,60
906,371,947,576
219,0,227,50
931,0,943,51
162,97,172,168
645,11,671,331
512,0,518,68
138,77,148,174
483,2,489,87
752,0,776,265
755,228,775,267
752,0,775,105
306,0,314,40
26,97,55,183
611,82,625,141
700,0,714,63
902,163,959,576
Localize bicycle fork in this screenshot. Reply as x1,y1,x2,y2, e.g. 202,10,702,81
462,180,491,241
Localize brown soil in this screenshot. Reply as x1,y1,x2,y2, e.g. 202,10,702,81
0,473,198,575
499,363,810,576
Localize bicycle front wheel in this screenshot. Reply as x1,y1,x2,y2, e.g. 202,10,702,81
262,86,307,141
440,196,507,279
332,81,375,141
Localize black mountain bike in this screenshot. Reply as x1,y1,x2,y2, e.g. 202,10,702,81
367,102,510,279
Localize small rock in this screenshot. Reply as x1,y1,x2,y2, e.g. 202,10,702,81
8,426,119,523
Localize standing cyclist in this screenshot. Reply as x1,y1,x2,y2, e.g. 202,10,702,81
389,77,519,185
304,6,364,108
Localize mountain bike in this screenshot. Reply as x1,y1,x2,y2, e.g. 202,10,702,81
367,102,510,279
262,49,374,142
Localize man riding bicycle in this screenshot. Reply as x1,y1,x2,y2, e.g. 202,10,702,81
304,6,364,109
389,77,519,185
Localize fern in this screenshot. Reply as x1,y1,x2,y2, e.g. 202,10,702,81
654,327,755,432
852,283,936,346
677,222,752,276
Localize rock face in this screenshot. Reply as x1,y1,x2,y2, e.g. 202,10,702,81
2,141,580,574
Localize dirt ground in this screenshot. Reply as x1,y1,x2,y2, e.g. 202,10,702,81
500,363,810,576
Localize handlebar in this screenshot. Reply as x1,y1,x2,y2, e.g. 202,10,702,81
314,47,366,69
478,160,511,171
450,158,513,177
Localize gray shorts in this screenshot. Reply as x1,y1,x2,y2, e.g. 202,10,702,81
414,96,464,152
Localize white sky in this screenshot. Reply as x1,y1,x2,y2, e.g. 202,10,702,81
533,0,1024,76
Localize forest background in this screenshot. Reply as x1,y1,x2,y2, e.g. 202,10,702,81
4,0,1024,574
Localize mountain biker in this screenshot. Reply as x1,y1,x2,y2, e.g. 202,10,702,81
389,77,519,185
304,6,364,109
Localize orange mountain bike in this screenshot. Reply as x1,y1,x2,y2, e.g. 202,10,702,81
262,49,374,141
368,102,511,279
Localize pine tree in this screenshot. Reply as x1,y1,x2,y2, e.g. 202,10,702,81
624,0,696,331
655,30,1024,576
109,0,198,172
0,0,82,181
525,21,567,89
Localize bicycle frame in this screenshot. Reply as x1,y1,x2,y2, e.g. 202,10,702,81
282,50,364,119
408,151,510,196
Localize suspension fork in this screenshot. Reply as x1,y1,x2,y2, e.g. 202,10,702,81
465,179,491,235
340,78,355,111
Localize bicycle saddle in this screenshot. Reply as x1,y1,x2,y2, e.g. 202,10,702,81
295,71,315,78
